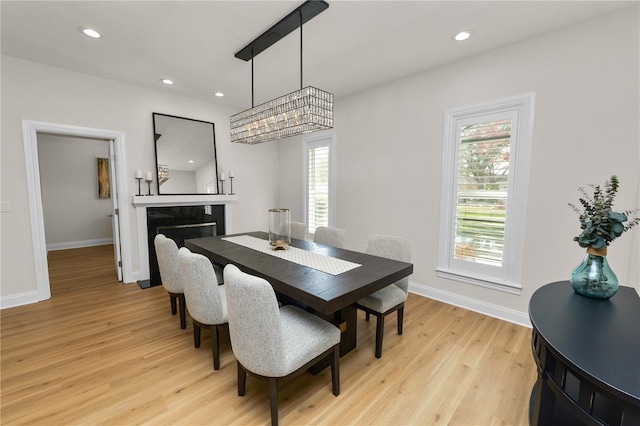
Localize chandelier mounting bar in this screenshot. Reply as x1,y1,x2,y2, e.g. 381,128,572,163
234,0,329,61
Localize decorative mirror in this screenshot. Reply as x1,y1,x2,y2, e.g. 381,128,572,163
152,113,219,195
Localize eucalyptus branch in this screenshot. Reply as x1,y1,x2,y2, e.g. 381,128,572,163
570,176,639,249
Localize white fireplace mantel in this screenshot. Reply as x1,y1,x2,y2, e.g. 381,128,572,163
131,194,238,207
132,194,237,283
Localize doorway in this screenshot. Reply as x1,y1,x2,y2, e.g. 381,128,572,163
22,120,132,302
37,134,111,243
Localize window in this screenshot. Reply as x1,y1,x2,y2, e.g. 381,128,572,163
438,94,535,293
204,182,217,215
304,135,335,234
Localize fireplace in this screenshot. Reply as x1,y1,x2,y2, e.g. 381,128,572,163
138,204,225,288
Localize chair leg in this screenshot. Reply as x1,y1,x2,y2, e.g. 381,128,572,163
237,361,246,396
375,313,385,359
193,322,201,348
178,294,186,329
169,294,177,315
212,325,220,370
331,344,340,396
397,305,404,335
268,377,279,426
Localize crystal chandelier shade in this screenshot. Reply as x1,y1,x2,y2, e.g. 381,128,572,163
230,86,333,144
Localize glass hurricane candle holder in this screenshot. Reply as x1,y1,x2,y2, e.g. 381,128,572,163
269,208,291,249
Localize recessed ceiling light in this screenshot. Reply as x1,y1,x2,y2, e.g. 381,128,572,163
453,31,472,41
79,27,101,38
214,92,224,97
160,79,174,85
188,160,194,164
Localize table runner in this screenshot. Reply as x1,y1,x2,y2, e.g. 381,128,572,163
222,235,361,275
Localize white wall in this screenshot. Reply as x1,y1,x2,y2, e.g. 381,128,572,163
159,169,197,194
279,8,640,320
1,55,279,303
37,133,113,249
195,160,218,194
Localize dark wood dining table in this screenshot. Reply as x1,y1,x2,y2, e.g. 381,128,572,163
185,231,414,357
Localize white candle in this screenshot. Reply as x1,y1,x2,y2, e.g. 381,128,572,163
229,170,234,178
220,172,226,181
135,169,143,179
145,171,153,181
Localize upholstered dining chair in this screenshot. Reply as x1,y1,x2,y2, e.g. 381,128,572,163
177,247,228,370
290,221,307,241
356,234,412,358
223,264,341,426
313,226,346,248
154,233,186,329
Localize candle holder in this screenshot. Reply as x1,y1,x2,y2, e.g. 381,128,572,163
136,177,143,196
269,208,291,250
146,179,152,196
219,178,226,195
229,176,235,195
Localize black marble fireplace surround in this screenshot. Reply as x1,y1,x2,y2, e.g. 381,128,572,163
138,205,226,289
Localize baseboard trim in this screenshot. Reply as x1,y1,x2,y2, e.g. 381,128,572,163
1,291,41,309
47,238,113,251
409,282,531,328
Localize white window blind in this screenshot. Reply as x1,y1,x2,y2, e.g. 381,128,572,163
304,136,334,234
455,119,511,266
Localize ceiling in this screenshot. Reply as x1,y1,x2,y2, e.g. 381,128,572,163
1,1,636,111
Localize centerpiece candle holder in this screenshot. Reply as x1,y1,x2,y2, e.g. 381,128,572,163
269,208,291,250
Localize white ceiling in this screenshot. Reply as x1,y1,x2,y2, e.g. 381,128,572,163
1,1,636,111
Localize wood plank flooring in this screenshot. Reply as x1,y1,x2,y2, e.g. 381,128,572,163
1,245,537,425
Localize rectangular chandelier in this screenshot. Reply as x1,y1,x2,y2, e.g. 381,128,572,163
230,1,332,145
230,86,333,145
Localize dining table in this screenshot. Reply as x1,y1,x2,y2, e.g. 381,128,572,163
185,231,414,357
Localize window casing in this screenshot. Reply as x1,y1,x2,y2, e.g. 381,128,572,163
437,94,535,293
204,182,217,215
304,135,335,234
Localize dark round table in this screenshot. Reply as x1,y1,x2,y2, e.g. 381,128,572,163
529,281,640,425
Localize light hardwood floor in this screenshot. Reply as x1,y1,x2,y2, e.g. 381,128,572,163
1,245,537,425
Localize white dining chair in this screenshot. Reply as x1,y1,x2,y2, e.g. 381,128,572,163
290,221,307,241
154,234,186,329
313,226,346,248
356,234,412,358
178,247,228,370
223,264,341,426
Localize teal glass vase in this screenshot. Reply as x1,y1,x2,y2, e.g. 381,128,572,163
570,250,619,299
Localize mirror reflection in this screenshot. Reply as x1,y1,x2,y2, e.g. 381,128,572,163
153,113,219,195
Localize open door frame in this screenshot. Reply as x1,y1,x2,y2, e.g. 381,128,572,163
22,120,132,301
108,139,123,281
